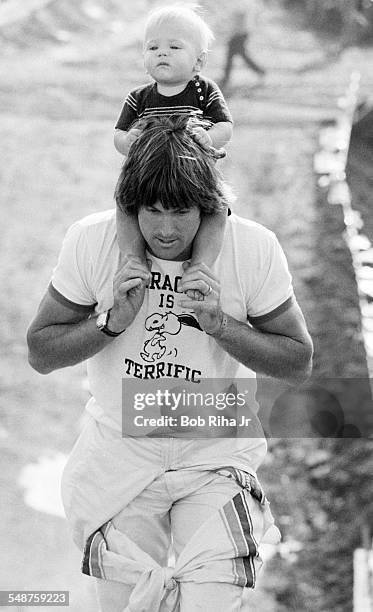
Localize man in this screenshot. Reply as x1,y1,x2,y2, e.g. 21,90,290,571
27,116,312,612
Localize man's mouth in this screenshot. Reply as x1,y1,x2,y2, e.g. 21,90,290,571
155,237,178,246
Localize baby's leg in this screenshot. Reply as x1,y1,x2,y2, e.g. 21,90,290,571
116,205,146,262
185,208,227,300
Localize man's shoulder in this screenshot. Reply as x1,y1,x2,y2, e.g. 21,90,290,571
228,213,276,243
73,208,116,229
69,209,116,243
224,213,282,269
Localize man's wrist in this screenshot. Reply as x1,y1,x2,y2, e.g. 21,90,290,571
108,308,128,336
97,309,126,337
206,312,228,338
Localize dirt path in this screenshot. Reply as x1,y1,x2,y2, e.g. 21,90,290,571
1,2,373,610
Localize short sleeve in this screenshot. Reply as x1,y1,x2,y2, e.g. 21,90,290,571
50,222,97,308
115,91,139,131
246,231,294,323
204,79,233,124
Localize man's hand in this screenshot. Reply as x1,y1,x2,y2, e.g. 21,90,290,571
109,255,151,332
27,256,151,373
178,262,224,335
179,260,313,382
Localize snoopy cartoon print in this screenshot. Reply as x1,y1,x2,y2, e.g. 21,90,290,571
140,312,181,363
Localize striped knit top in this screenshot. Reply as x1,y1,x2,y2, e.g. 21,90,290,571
115,75,233,131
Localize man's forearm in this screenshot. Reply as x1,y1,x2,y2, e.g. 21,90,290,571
27,316,115,374
212,314,313,383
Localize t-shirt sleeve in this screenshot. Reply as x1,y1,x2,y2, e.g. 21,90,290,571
204,79,233,124
50,222,97,310
115,90,139,131
246,230,294,324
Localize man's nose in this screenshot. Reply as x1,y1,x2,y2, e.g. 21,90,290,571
158,215,176,236
157,47,168,56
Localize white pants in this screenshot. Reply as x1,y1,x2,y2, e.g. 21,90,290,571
95,469,261,612
62,418,275,612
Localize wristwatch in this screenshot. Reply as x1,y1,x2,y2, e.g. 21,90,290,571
96,309,125,337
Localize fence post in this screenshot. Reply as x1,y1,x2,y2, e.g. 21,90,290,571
353,546,373,611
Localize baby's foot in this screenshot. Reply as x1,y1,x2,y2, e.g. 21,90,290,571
186,288,205,301
182,261,205,301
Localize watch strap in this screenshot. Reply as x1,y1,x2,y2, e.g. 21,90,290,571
97,310,126,337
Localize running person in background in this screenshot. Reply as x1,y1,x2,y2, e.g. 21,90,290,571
114,4,233,293
220,0,266,91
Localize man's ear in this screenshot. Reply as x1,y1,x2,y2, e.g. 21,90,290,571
193,50,207,72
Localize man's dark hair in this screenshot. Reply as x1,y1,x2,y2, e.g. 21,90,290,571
114,115,230,215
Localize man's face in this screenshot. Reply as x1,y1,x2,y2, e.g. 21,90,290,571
143,21,201,86
138,200,201,261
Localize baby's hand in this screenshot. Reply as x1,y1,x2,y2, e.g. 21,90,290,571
191,126,213,150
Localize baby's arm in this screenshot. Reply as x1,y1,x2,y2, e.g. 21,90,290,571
116,205,146,262
192,121,233,152
205,121,233,149
114,127,142,156
200,77,233,149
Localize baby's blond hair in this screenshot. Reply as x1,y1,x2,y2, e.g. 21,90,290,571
144,3,214,53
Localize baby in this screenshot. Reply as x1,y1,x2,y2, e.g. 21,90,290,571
114,4,233,284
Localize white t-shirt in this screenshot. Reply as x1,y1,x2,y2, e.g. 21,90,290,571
51,210,293,469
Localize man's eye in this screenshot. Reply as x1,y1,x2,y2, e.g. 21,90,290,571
177,209,189,215
170,45,181,49
148,46,158,51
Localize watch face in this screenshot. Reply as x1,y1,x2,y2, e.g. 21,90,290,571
97,312,108,329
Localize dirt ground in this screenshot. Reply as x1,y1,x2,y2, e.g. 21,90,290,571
1,1,373,610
